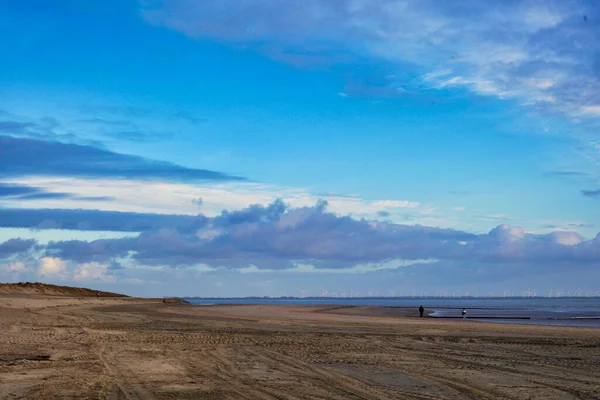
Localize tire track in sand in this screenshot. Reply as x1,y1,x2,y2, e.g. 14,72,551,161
244,347,392,400
97,345,157,400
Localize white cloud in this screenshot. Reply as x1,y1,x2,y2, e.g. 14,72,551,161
476,214,511,221
371,200,419,209
580,106,600,116
120,277,153,285
73,262,116,283
239,259,437,274
7,261,26,273
140,0,600,171
2,177,424,223
39,257,67,276
550,231,583,246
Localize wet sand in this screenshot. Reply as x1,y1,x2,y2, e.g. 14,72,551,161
1,296,600,399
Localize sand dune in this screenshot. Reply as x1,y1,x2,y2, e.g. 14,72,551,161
0,282,127,297
1,294,599,399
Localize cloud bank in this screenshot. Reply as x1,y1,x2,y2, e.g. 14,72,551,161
2,201,596,274
0,136,244,182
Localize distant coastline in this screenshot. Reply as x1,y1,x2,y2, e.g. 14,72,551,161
184,296,600,300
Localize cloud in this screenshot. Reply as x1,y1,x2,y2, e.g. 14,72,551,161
7,261,26,273
0,116,77,142
0,136,244,182
0,183,40,197
581,189,600,197
0,121,35,135
141,0,600,168
140,1,597,110
75,118,134,127
242,258,437,274
214,199,286,226
0,238,37,258
341,83,406,99
371,200,419,209
0,176,424,223
568,223,594,228
1,109,197,145
70,107,207,142
73,262,116,283
39,257,67,276
474,214,511,221
542,222,594,230
38,201,600,271
101,130,173,142
0,208,207,232
546,170,589,177
87,105,206,124
0,182,115,202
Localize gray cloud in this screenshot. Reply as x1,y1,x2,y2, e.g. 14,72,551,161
546,170,589,177
0,136,244,182
0,121,35,135
0,183,40,197
569,223,594,228
0,115,78,142
83,105,206,125
581,189,600,197
0,183,115,202
0,208,207,232
75,118,134,127
34,201,599,270
0,238,37,259
474,215,510,221
74,115,176,143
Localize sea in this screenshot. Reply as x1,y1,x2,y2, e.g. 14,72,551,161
185,297,600,327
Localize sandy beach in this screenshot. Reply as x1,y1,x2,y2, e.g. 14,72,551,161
1,295,600,399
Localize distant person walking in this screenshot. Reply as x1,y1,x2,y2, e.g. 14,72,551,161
419,305,425,318
461,308,467,320
96,291,99,299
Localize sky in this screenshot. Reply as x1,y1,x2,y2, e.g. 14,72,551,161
1,0,599,297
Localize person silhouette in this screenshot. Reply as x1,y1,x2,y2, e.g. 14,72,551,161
461,308,467,320
419,305,424,318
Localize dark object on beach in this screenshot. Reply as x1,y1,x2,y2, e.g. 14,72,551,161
96,292,99,299
419,305,424,318
462,308,467,319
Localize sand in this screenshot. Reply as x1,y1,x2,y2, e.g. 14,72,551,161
1,296,599,399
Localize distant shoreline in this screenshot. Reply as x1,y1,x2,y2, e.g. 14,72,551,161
183,296,600,300
185,298,600,327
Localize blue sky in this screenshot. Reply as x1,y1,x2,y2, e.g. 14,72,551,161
1,0,599,297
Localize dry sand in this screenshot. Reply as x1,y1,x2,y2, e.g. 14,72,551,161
1,296,599,399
